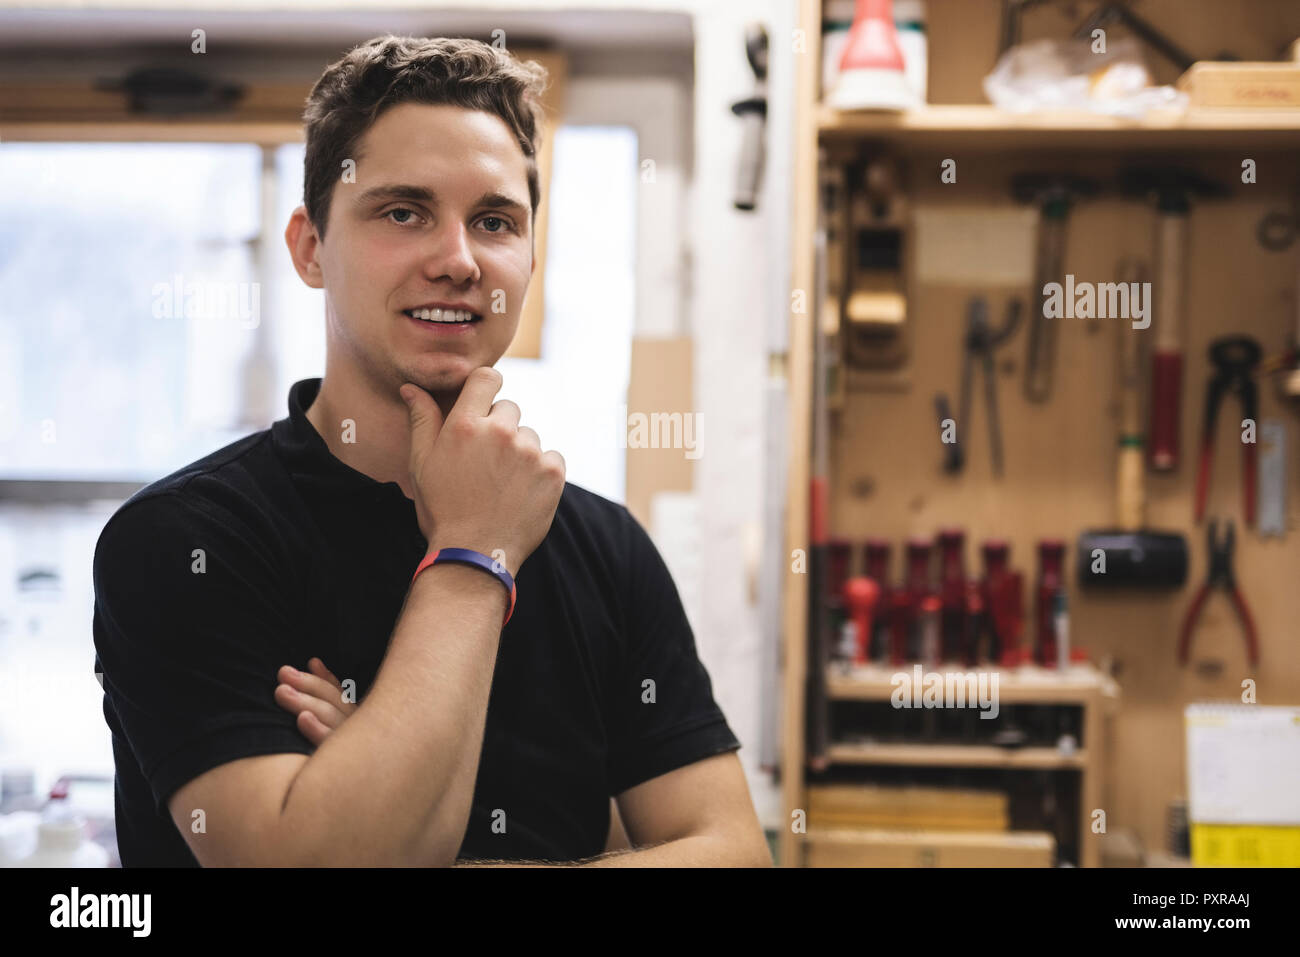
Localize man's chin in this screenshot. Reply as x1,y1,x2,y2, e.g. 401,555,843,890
396,365,471,399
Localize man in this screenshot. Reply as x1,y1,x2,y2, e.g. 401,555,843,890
92,35,770,867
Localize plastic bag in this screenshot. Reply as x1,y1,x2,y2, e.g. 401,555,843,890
983,37,1187,118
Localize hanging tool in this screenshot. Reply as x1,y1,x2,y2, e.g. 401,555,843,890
844,157,908,370
1178,520,1258,667
1078,259,1188,588
1121,168,1227,471
940,297,1022,476
1193,335,1261,526
1013,174,1097,403
997,0,1053,54
1258,420,1287,538
730,23,768,212
1070,2,1196,72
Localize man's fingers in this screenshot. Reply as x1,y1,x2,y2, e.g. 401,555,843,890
296,710,331,748
516,425,541,451
274,680,348,728
307,657,341,690
278,664,352,710
399,383,446,446
447,366,503,422
488,399,521,431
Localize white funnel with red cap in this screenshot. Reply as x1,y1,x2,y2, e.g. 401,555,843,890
828,0,916,111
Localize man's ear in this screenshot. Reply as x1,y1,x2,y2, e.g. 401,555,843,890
285,206,325,290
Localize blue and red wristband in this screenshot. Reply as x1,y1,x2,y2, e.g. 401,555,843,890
412,547,517,627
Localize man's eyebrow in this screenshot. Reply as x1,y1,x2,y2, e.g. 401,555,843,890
353,184,529,217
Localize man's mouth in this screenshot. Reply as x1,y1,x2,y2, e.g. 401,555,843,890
402,307,482,324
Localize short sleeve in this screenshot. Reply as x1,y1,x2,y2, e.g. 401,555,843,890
605,506,740,796
92,492,314,817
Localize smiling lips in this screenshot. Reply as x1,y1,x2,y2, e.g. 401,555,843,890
404,306,481,323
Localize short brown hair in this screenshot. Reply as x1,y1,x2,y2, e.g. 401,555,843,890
301,35,549,238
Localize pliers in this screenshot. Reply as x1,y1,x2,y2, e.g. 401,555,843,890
939,297,1023,477
1194,336,1261,525
1178,519,1258,667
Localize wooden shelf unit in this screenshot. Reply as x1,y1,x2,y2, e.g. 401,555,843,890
778,0,1300,870
821,664,1117,866
817,104,1300,151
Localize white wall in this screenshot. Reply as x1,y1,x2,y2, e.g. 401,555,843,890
682,0,796,835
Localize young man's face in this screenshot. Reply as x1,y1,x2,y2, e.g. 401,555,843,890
290,101,535,401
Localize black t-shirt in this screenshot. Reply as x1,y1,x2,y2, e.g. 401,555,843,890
92,377,740,867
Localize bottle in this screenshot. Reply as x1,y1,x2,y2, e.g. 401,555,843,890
892,0,928,104
17,799,109,868
1035,540,1066,667
903,538,933,661
980,540,1010,663
0,811,41,866
936,529,966,663
862,539,892,661
827,538,854,662
1054,588,1070,671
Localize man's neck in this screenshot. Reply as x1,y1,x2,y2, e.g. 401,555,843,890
305,361,416,499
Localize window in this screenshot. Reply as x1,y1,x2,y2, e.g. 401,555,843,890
0,123,638,796
0,143,264,480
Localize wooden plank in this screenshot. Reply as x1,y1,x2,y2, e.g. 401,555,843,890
780,0,822,869
826,742,1087,770
805,827,1054,867
826,662,1119,706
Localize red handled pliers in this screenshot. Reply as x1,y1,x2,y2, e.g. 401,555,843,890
1178,519,1258,667
1193,336,1260,525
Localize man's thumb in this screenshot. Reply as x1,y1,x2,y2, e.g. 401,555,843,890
399,383,444,441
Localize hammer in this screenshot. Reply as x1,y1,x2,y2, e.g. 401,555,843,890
1121,168,1227,471
1012,174,1099,403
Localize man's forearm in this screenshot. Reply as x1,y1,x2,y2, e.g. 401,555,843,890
280,561,505,866
455,834,772,867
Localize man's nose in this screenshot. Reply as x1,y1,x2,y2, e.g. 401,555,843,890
422,221,480,285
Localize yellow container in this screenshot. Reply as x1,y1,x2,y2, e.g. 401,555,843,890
1190,824,1300,867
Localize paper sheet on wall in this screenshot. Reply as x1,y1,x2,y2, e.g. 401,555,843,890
912,206,1038,286
1185,704,1300,826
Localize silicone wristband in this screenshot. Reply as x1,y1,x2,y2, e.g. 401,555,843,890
412,548,516,627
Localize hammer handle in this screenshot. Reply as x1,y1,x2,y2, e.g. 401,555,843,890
1150,350,1183,471
1149,212,1188,471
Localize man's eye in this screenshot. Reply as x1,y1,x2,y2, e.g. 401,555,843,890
479,216,513,233
385,207,420,226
